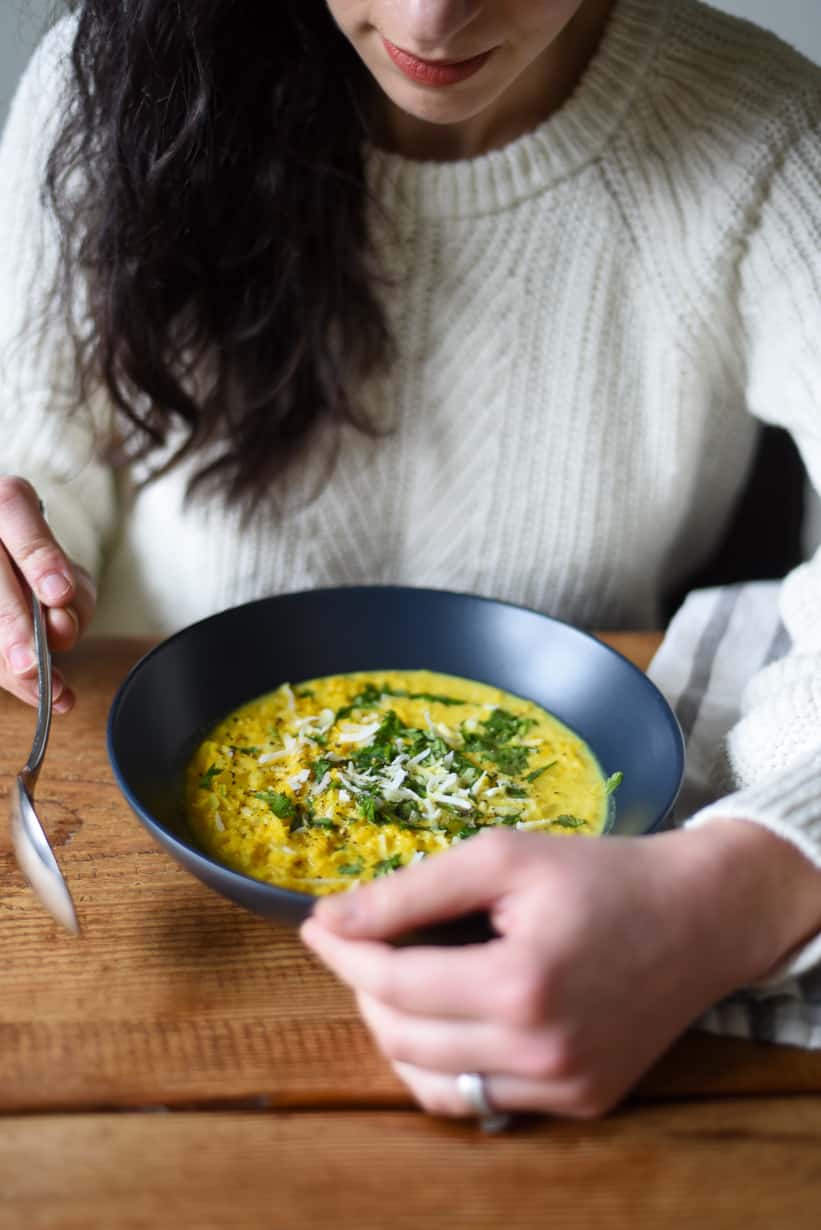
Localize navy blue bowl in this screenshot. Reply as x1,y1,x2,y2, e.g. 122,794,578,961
107,586,684,930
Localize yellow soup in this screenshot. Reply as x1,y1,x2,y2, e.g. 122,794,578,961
185,670,615,895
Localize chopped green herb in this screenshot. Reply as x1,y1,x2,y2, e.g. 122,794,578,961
456,825,481,839
374,854,403,877
296,688,314,698
506,785,528,798
605,771,624,796
483,708,534,742
427,735,449,759
253,790,295,819
310,818,336,830
338,863,362,876
358,794,378,823
230,745,260,757
335,683,384,720
198,764,221,790
376,710,407,741
460,708,534,777
395,689,464,706
338,682,465,717
526,761,557,782
313,758,333,781
480,709,516,741
553,814,587,829
488,745,531,776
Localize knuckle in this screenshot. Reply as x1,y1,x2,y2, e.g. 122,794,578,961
0,598,28,643
496,962,548,1029
368,963,399,1007
0,672,37,705
373,1023,425,1071
518,1032,577,1083
379,1028,410,1064
15,537,64,577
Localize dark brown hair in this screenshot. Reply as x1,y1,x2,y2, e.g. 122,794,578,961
46,1,392,509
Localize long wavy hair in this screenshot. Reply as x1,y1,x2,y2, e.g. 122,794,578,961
46,1,392,510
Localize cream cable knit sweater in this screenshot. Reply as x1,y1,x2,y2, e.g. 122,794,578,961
3,2,821,974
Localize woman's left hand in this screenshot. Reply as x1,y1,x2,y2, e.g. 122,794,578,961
301,823,795,1120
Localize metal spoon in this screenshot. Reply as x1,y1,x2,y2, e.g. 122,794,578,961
9,584,80,935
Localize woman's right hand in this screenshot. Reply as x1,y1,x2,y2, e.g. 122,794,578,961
0,476,96,713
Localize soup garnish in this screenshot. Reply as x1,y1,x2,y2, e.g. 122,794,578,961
186,670,620,895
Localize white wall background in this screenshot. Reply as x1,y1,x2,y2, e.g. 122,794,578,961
0,0,53,126
2,1,821,549
714,1,821,61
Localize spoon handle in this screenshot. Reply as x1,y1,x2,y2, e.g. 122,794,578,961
23,583,53,784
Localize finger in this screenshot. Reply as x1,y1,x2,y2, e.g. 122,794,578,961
391,1062,476,1118
0,665,39,707
0,536,77,706
301,917,509,1019
357,991,557,1079
51,665,75,714
71,565,97,632
0,543,39,679
46,604,80,654
311,828,524,939
0,662,73,712
393,1061,605,1120
46,565,96,652
0,476,76,609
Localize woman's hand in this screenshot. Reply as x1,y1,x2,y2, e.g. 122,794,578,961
301,823,816,1120
0,476,96,713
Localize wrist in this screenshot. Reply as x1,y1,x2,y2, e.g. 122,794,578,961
668,819,821,988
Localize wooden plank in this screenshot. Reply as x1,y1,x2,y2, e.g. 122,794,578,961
3,1100,821,1230
3,636,821,1112
601,630,660,673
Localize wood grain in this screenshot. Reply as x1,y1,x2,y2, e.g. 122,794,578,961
2,635,821,1115
3,1100,821,1230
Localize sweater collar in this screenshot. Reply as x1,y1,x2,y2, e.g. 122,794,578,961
367,0,671,218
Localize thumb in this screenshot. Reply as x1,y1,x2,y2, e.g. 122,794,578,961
310,829,516,940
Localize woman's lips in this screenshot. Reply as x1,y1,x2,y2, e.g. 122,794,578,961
382,38,493,87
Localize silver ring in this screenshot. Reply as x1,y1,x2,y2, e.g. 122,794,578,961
456,1072,513,1134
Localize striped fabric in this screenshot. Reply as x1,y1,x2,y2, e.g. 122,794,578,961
650,583,821,1048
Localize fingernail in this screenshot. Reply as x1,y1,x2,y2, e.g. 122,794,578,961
7,644,35,675
40,572,72,603
54,690,74,714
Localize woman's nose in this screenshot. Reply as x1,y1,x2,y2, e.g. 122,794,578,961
398,1,483,49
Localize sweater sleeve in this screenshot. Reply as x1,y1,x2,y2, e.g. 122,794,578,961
684,95,821,984
0,19,116,580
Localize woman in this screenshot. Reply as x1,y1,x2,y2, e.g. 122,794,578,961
2,0,821,1121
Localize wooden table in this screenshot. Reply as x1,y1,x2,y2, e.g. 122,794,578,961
2,635,821,1228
